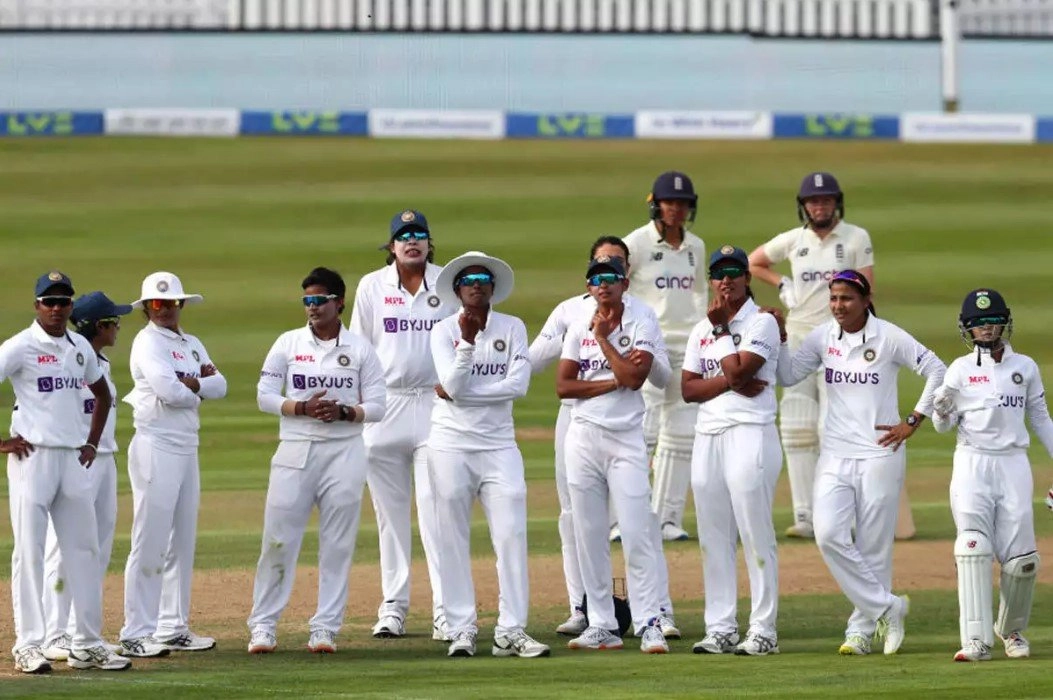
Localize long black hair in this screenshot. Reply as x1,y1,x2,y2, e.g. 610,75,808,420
589,235,630,264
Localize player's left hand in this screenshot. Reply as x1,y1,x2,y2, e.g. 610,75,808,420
435,384,452,401
592,309,616,340
200,363,217,377
707,295,732,326
875,422,917,451
78,444,97,468
627,349,648,366
458,310,483,343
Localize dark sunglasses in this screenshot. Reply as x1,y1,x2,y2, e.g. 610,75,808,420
146,299,184,311
97,317,121,329
455,272,494,288
587,272,625,286
302,294,338,307
37,295,73,308
963,315,1008,329
709,266,747,281
394,231,430,242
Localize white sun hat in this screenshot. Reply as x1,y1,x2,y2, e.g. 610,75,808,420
435,251,514,309
131,271,204,309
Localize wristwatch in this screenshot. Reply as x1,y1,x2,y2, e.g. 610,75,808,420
712,324,729,337
905,414,920,427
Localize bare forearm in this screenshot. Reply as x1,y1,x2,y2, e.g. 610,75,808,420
557,378,619,400
598,338,647,389
682,375,730,403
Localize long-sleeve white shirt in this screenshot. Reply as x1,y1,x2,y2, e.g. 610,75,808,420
349,262,456,390
777,314,946,459
124,322,227,454
932,344,1053,458
623,221,708,348
257,325,387,441
1,321,103,448
429,309,531,452
683,298,780,433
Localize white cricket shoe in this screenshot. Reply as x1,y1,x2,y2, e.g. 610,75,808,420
877,595,910,655
692,631,740,654
735,633,779,656
307,629,336,654
661,523,690,541
42,633,72,661
14,646,51,674
447,630,477,657
954,639,992,662
785,522,814,539
119,636,171,658
657,611,681,639
556,608,588,636
248,628,277,654
432,613,451,642
640,622,669,654
838,634,872,656
492,629,551,658
372,615,406,639
609,525,622,543
68,645,132,671
1000,631,1030,659
156,631,216,652
568,626,624,651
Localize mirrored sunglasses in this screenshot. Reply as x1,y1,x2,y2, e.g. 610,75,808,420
97,317,121,328
709,266,747,281
394,231,430,242
455,272,494,288
146,299,184,311
302,294,338,307
964,315,1008,329
587,272,625,286
36,295,73,308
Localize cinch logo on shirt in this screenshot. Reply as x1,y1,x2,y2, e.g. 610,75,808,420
383,318,438,334
37,354,59,365
294,355,316,363
968,375,989,384
37,376,85,393
655,275,695,290
827,347,842,357
291,374,355,390
801,270,841,282
471,363,507,376
825,369,880,385
579,358,611,373
1000,394,1025,408
384,297,405,306
83,398,96,414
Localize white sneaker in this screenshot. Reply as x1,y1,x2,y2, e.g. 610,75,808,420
877,595,910,655
735,632,779,656
104,642,123,655
432,613,451,642
248,628,277,654
556,608,588,636
156,631,216,652
68,645,132,671
658,611,681,639
42,633,72,661
492,629,551,658
568,626,624,650
447,630,477,657
372,615,406,639
609,525,622,543
1000,631,1030,659
838,634,872,656
661,522,690,541
692,631,740,654
13,646,51,674
307,629,336,654
785,521,814,539
954,639,992,662
640,622,669,654
120,636,171,658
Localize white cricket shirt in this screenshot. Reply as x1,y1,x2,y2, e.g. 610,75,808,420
623,221,708,347
777,314,945,459
124,322,227,454
84,355,118,455
932,344,1053,457
429,309,531,451
683,298,780,433
1,321,103,448
762,221,874,336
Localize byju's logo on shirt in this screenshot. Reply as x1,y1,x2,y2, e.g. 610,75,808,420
291,374,355,390
383,318,438,334
697,357,722,375
579,358,611,374
37,376,85,392
1000,394,1025,408
472,363,507,376
825,369,880,385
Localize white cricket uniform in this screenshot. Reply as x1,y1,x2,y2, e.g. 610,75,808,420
762,221,874,524
683,299,782,639
41,353,119,644
624,221,706,531
777,314,944,637
120,322,227,642
560,303,669,633
933,346,1053,563
428,309,532,637
248,325,387,635
1,322,106,653
349,263,455,622
529,292,674,616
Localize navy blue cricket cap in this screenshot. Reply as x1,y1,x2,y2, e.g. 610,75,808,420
708,245,749,270
960,288,1010,324
71,291,133,325
651,171,697,203
35,270,74,297
380,209,431,250
586,256,627,279
798,172,842,199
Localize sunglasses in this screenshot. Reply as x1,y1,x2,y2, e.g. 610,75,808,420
146,299,184,311
964,315,1008,329
709,266,747,281
302,294,338,307
36,296,73,308
394,231,430,242
98,317,121,329
455,272,494,288
587,272,625,286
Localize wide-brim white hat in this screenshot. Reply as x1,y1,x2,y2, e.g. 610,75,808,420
435,251,514,308
131,271,204,309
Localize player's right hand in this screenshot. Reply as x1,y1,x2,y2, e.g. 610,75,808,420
732,377,768,398
933,386,956,416
778,277,798,310
0,435,34,459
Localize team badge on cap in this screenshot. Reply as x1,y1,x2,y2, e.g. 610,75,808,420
720,245,735,255
48,271,63,282
494,339,506,352
157,280,169,293
975,292,991,310
618,337,631,348
76,352,84,366
338,354,350,367
814,173,824,187
1012,372,1023,384
400,210,416,223
427,295,440,308
864,349,876,362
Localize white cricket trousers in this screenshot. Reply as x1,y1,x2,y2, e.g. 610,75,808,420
43,453,118,642
120,434,200,641
813,450,904,636
565,419,665,634
950,448,1036,563
364,389,442,621
248,438,367,634
8,447,103,652
692,423,782,638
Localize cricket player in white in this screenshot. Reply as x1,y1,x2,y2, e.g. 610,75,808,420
120,272,227,656
2,271,128,673
349,210,456,640
528,236,679,640
428,251,549,659
41,292,134,663
776,270,945,656
624,171,707,541
931,289,1052,662
683,246,782,657
249,267,387,655
558,257,672,654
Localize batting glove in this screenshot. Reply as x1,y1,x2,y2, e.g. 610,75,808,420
778,277,798,310
933,387,957,417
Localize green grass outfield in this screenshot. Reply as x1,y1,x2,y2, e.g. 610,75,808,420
0,138,1051,697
